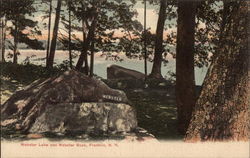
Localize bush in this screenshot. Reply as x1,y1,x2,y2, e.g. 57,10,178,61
0,62,63,84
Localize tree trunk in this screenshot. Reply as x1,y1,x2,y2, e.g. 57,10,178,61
0,18,7,62
68,1,72,69
47,0,62,68
90,41,94,77
2,18,7,62
46,0,52,66
75,10,98,73
84,46,89,75
149,0,167,79
176,0,197,135
75,19,89,74
0,18,4,62
13,21,18,64
143,0,147,79
185,1,249,141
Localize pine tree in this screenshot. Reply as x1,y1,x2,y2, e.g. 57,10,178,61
149,0,167,79
185,1,249,141
47,0,62,68
175,0,197,135
3,0,43,64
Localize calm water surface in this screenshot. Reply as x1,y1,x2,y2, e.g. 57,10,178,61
4,50,208,85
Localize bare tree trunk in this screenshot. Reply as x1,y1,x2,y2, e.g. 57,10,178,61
2,18,7,62
185,1,249,142
13,21,18,64
47,0,62,68
75,11,98,73
89,41,94,77
0,18,3,62
75,19,89,74
149,0,167,79
84,45,89,75
176,0,197,135
143,0,147,80
46,0,52,66
68,1,72,69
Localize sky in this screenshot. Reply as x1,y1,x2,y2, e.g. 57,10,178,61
33,0,160,40
5,0,211,42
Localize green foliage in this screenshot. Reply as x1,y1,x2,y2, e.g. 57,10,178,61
118,29,154,60
57,60,74,71
2,0,44,52
58,0,143,62
145,0,224,68
0,62,63,84
194,0,223,67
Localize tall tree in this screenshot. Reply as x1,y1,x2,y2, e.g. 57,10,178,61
47,0,62,68
0,19,2,62
176,0,197,134
89,41,95,77
58,0,79,69
68,0,73,69
75,2,98,72
0,19,5,62
149,0,167,79
185,1,249,141
143,0,148,78
45,0,53,67
0,0,7,62
0,0,2,62
13,21,18,64
2,0,43,64
69,0,142,74
0,18,7,62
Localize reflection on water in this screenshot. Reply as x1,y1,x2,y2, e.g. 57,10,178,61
4,49,208,85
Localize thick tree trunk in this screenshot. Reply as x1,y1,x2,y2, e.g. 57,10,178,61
68,1,73,69
47,0,62,68
185,1,249,141
46,0,52,66
149,0,167,79
176,0,197,135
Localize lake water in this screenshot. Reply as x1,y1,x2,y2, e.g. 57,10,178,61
4,50,208,85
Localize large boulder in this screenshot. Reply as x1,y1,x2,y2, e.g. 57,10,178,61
1,70,137,134
29,102,137,134
107,65,145,80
